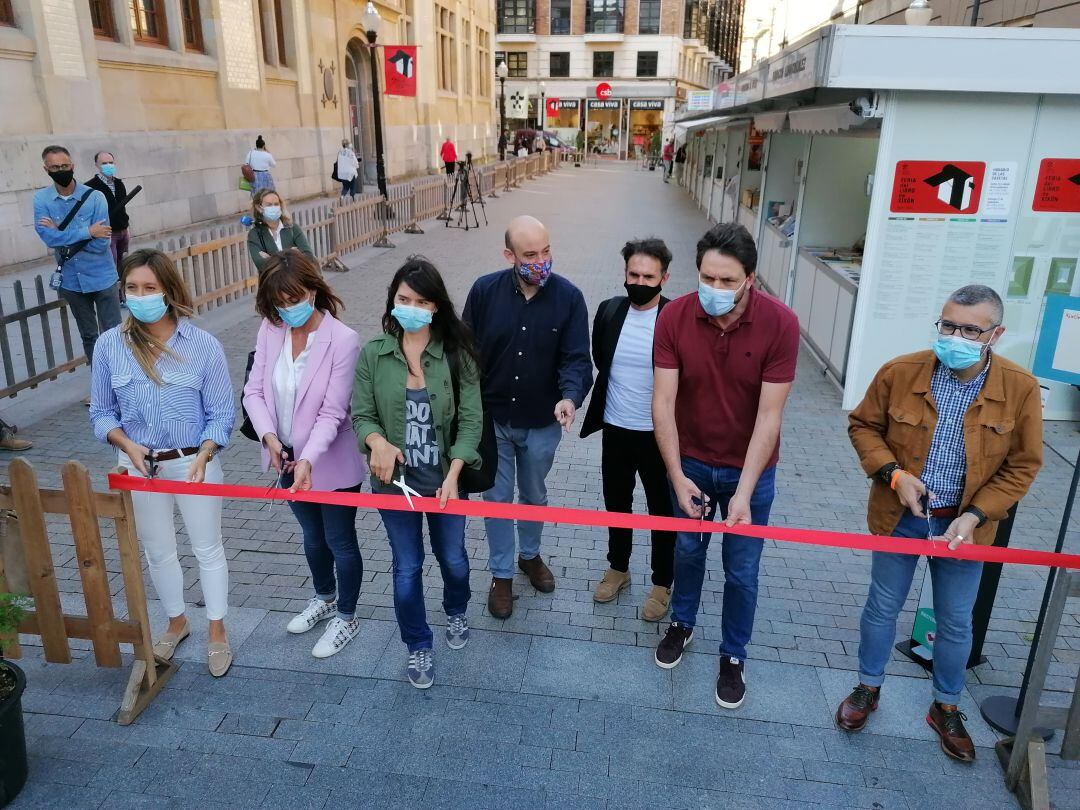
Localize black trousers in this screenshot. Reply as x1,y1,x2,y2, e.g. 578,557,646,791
600,423,675,587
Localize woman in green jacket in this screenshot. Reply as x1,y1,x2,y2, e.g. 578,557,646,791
351,256,483,689
247,189,315,271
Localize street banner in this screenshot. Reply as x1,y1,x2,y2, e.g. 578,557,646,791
507,89,529,119
384,45,417,96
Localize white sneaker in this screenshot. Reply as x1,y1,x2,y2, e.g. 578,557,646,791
311,617,361,659
287,597,337,634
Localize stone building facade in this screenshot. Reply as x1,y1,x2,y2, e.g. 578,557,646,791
0,0,498,266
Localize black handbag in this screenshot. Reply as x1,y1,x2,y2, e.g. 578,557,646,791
239,350,260,441
448,351,497,494
331,160,340,182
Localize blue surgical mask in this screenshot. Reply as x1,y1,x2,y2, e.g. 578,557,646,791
277,298,314,328
262,205,282,223
697,279,746,317
100,163,117,178
391,304,433,333
126,293,167,324
932,335,987,371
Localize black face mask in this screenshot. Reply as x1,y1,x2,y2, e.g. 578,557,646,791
47,168,75,187
624,281,662,307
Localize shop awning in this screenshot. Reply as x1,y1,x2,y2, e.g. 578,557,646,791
786,103,867,134
753,111,787,132
675,115,747,134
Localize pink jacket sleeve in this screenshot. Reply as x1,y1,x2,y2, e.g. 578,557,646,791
241,320,277,443
299,326,361,467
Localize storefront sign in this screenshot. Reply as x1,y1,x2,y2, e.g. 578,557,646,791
1032,158,1080,212
588,100,621,110
764,38,819,100
558,99,580,110
686,90,712,111
889,160,987,215
630,100,663,110
545,98,561,117
596,82,613,99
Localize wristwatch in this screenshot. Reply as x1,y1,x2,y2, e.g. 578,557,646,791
876,462,901,487
963,505,988,528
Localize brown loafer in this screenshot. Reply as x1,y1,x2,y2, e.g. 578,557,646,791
152,622,191,660
518,554,555,593
594,568,631,603
835,684,879,732
207,641,233,678
487,577,514,619
927,702,976,763
641,585,672,622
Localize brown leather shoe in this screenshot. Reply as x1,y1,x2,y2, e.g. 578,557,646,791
487,577,514,619
517,554,555,593
927,702,976,763
835,684,880,732
594,568,631,603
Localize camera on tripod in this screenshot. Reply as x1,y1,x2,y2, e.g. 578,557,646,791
444,151,487,231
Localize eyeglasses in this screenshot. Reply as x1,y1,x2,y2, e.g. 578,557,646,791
935,320,998,341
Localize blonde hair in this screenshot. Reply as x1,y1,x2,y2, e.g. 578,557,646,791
119,249,194,384
252,188,291,226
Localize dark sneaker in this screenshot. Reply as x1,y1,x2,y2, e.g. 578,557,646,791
715,657,746,709
836,684,880,732
927,702,976,763
407,648,434,689
654,624,693,669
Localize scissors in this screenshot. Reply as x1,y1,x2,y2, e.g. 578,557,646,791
392,469,421,510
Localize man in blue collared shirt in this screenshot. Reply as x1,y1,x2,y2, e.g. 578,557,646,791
33,145,122,380
463,215,593,618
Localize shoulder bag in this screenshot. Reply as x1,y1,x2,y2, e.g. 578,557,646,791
447,350,498,494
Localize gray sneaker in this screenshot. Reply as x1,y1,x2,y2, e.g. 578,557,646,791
446,615,470,650
407,648,434,689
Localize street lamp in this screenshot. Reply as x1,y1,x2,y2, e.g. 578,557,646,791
538,81,546,150
363,2,394,246
497,59,509,160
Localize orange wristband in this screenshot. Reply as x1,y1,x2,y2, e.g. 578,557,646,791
889,469,907,491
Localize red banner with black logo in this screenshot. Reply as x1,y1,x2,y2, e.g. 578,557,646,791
384,45,417,97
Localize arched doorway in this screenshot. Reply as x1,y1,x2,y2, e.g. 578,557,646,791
345,38,377,188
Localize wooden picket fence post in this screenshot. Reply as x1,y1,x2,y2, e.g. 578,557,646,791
0,458,174,725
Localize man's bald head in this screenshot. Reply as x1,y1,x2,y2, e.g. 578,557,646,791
504,215,548,253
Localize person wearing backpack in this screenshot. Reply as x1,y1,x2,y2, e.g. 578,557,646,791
351,257,483,689
33,145,122,403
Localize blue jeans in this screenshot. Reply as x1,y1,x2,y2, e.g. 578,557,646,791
285,476,363,621
858,510,983,704
669,458,776,662
483,421,562,579
379,507,471,651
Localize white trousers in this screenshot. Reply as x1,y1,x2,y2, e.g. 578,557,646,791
119,451,229,621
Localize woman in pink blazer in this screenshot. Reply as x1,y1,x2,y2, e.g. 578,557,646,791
242,250,367,659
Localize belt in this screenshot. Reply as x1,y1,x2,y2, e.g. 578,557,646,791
150,447,201,462
929,506,959,519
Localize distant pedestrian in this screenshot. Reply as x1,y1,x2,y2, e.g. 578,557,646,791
86,150,132,269
674,142,687,183
245,136,276,196
662,139,675,182
335,140,360,198
352,257,483,689
441,136,458,176
463,216,593,619
89,248,235,677
533,134,545,153
247,190,314,272
498,130,508,161
33,145,122,397
243,250,367,660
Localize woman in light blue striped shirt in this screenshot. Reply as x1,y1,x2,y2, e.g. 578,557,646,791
89,248,237,677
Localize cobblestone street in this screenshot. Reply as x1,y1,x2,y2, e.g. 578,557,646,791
6,163,1079,809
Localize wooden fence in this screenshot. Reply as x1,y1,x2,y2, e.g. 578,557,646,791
0,459,173,724
0,154,561,401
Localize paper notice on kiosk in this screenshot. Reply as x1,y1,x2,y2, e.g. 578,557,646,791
1054,309,1080,375
983,162,1017,217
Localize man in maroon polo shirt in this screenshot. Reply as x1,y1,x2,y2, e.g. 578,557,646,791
651,222,799,710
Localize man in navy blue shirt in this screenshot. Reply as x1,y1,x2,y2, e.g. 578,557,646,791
33,145,122,394
463,215,592,618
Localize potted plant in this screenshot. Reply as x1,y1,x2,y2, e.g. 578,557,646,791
0,593,28,807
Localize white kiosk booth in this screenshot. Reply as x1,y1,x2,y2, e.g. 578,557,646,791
676,25,1080,420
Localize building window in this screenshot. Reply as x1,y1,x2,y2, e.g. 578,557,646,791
463,23,473,96
550,0,571,35
0,0,13,27
130,0,168,44
636,50,657,77
437,5,457,91
683,0,696,39
549,51,569,78
273,0,287,66
181,0,203,51
507,51,527,78
497,0,534,34
89,0,115,37
593,50,613,77
638,0,661,35
399,0,415,43
478,28,491,97
586,0,624,34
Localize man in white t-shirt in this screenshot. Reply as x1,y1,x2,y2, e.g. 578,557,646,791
580,239,675,621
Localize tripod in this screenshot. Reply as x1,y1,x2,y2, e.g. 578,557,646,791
444,159,488,231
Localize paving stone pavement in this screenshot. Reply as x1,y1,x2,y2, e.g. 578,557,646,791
5,162,1079,809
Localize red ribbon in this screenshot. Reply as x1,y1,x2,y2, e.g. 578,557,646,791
107,473,1080,570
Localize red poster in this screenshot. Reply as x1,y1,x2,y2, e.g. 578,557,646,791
890,160,986,215
384,45,417,97
1032,158,1080,212
545,97,560,118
